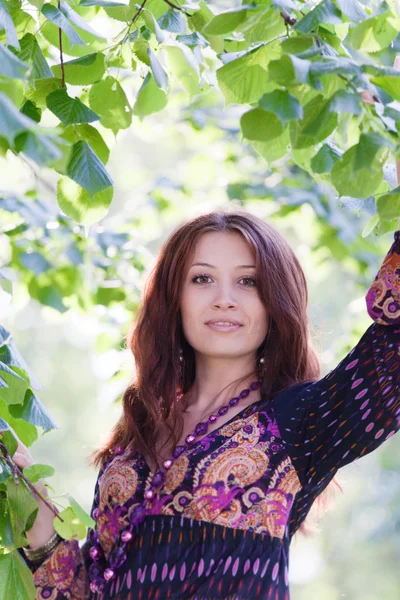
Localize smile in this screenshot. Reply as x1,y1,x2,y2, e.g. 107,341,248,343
206,322,242,331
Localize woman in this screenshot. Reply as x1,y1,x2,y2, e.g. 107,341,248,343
10,211,400,599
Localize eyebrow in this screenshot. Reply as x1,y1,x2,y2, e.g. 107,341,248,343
189,262,256,269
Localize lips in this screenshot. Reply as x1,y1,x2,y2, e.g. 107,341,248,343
205,319,243,332
205,319,242,326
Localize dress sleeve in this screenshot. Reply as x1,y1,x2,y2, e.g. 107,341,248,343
272,231,400,491
31,466,103,599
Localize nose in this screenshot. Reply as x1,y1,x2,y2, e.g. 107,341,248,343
212,282,237,309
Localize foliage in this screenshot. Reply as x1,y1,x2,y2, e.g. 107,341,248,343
1,0,400,596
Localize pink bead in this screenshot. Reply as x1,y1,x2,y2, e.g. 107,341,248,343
121,531,133,543
104,568,115,581
145,490,154,499
90,582,99,593
114,445,123,455
185,434,196,444
92,508,99,520
163,459,173,469
209,415,217,422
89,546,100,560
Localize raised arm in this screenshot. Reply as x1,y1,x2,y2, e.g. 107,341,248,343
272,231,400,490
27,467,104,600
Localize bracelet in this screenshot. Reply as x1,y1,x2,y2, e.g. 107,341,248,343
23,531,63,562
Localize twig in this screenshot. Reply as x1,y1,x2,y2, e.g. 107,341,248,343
0,442,63,522
163,0,192,17
131,0,147,25
57,0,65,88
280,9,297,26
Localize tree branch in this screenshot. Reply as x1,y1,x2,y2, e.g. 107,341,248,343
163,0,192,17
57,0,65,88
0,443,63,522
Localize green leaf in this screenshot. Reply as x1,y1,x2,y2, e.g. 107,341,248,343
328,89,362,115
41,4,86,47
47,88,99,125
241,108,283,142
57,177,113,225
362,213,380,237
79,0,127,5
65,493,95,528
376,186,400,221
1,429,18,457
148,47,168,92
89,75,131,133
165,45,199,96
294,0,342,33
9,390,57,433
61,124,109,164
158,8,186,33
0,0,20,49
290,95,338,149
249,127,291,163
371,74,400,102
0,42,29,80
67,141,113,196
258,90,303,125
53,506,87,540
51,52,105,85
7,478,39,540
133,39,151,65
217,42,281,105
203,6,250,35
41,18,106,58
103,1,135,22
238,5,285,45
15,130,64,167
142,8,166,43
331,133,389,197
336,0,367,23
17,33,52,79
24,77,62,108
310,143,341,173
20,100,41,123
346,12,400,53
268,54,312,87
133,72,168,118
23,463,55,484
59,0,104,38
0,551,37,599
0,365,29,405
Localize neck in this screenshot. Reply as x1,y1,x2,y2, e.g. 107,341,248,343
182,353,259,415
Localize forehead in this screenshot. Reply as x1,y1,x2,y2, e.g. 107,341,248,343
190,231,255,263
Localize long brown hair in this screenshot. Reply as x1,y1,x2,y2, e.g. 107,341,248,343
92,210,342,535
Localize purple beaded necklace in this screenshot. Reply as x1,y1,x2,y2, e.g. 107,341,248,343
87,379,262,594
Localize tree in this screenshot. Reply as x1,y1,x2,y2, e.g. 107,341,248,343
1,0,400,596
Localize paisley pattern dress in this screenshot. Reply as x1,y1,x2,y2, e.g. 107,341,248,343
31,231,400,600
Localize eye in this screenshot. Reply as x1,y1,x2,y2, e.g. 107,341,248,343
192,273,213,284
191,274,256,287
241,276,256,287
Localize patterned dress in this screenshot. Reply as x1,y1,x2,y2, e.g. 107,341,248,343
31,232,400,600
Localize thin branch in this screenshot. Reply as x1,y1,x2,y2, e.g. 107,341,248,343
0,443,63,522
131,0,147,25
163,0,192,17
57,0,65,88
280,9,297,27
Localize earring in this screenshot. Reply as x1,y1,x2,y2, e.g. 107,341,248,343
176,348,184,401
257,356,266,380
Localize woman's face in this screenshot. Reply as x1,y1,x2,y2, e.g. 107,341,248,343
180,231,269,361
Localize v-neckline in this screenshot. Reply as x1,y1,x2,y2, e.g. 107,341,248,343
143,394,268,476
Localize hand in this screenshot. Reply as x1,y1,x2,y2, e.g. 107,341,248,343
0,426,57,549
361,54,400,231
